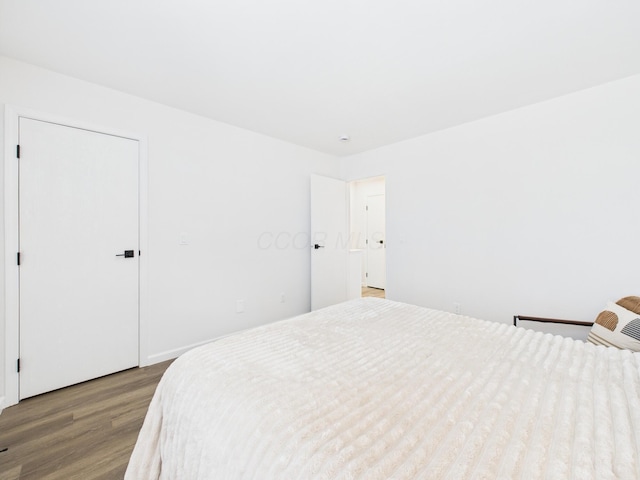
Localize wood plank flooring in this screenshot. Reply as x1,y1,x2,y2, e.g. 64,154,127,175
0,359,173,480
362,286,385,298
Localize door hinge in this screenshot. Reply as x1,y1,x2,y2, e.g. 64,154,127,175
366,272,369,278
366,205,368,211
366,239,368,245
16,359,20,373
16,145,20,159
17,252,20,266
139,250,141,257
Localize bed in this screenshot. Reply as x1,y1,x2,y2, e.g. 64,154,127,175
126,298,640,479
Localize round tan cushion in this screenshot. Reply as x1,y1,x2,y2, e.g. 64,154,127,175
595,310,618,331
616,296,640,315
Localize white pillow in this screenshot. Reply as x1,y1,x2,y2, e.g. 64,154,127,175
587,301,640,351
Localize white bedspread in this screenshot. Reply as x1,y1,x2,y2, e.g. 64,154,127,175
126,298,640,479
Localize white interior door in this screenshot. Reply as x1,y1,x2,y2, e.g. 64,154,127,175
19,117,139,399
366,194,386,289
310,174,349,310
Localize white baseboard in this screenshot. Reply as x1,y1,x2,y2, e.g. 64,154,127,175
0,396,5,415
144,337,222,366
143,320,286,367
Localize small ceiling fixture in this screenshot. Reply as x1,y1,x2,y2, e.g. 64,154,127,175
339,135,351,142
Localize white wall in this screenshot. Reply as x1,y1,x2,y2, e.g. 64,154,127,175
0,56,340,404
342,74,640,336
0,85,4,409
3,56,639,405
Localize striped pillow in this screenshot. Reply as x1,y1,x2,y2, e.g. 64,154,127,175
587,301,640,351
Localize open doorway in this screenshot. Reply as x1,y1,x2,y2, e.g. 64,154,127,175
349,176,386,299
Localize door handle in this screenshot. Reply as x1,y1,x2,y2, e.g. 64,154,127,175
314,244,325,250
378,240,384,244
116,250,135,258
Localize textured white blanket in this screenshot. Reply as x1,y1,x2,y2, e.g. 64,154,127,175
126,298,640,479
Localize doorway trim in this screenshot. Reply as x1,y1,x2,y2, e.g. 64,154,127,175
3,105,149,407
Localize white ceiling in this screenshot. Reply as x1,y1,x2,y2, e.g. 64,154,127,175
1,1,639,156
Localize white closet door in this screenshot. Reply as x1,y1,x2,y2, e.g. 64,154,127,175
366,194,386,289
19,117,139,399
310,174,349,310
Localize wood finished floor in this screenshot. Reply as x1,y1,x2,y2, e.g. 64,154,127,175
362,286,385,298
0,359,173,480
